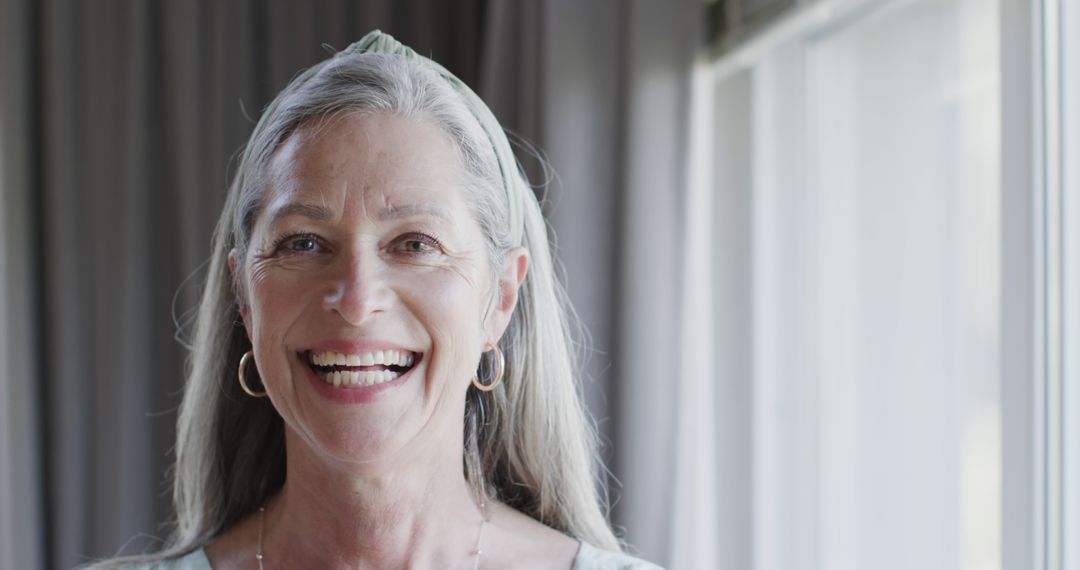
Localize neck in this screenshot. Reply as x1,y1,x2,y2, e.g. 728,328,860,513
260,427,485,568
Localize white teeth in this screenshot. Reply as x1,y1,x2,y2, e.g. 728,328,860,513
307,348,418,388
318,369,401,387
308,349,418,367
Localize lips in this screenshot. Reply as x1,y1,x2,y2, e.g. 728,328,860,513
301,349,421,388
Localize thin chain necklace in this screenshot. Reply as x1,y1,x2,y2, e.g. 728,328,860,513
255,499,489,569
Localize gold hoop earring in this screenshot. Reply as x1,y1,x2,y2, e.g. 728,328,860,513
238,350,268,398
471,344,505,392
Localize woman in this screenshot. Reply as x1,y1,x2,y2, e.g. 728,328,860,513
95,31,659,569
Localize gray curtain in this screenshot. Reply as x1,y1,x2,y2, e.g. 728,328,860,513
488,0,701,563
0,0,700,568
1,1,483,567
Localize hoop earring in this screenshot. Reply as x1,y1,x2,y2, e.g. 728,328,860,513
471,344,505,392
238,350,268,398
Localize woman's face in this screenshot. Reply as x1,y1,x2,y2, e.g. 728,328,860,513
231,111,524,468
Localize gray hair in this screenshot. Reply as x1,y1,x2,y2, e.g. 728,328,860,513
90,47,618,566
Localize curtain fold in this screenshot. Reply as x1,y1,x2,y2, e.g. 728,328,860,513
0,0,46,568
608,2,700,562
535,1,701,564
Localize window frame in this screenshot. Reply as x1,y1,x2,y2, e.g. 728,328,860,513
1062,3,1080,568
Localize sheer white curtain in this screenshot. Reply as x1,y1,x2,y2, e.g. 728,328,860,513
686,0,1011,568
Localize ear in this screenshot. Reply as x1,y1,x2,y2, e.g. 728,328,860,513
227,248,252,336
485,247,529,343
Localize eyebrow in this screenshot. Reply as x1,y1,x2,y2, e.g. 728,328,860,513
267,202,333,225
376,202,451,222
266,201,451,225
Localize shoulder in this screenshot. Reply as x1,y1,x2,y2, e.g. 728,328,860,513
572,542,665,570
483,502,580,567
108,549,212,570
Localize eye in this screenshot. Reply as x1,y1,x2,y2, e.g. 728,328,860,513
272,233,323,254
288,237,317,252
393,232,443,255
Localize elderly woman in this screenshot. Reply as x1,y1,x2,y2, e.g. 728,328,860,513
98,31,659,569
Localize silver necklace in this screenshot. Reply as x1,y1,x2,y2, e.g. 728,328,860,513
256,500,488,569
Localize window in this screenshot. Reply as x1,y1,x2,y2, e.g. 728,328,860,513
688,0,1071,567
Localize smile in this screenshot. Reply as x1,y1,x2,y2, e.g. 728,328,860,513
303,349,420,387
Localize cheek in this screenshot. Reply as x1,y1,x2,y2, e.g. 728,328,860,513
407,270,489,377
419,266,486,329
244,270,323,412
246,268,316,344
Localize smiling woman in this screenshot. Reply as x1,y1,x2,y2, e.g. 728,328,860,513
85,30,660,570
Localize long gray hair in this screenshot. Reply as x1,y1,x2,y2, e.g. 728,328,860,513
93,42,618,566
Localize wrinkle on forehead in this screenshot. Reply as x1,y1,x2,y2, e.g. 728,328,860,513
273,111,463,179
247,111,481,249
261,197,456,242
261,111,468,219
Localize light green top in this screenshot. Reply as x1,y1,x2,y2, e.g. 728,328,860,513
125,542,662,569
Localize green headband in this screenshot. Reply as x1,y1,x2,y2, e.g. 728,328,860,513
342,30,526,247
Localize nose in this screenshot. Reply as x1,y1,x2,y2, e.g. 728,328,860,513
322,252,388,325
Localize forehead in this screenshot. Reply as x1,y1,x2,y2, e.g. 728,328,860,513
262,111,468,216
